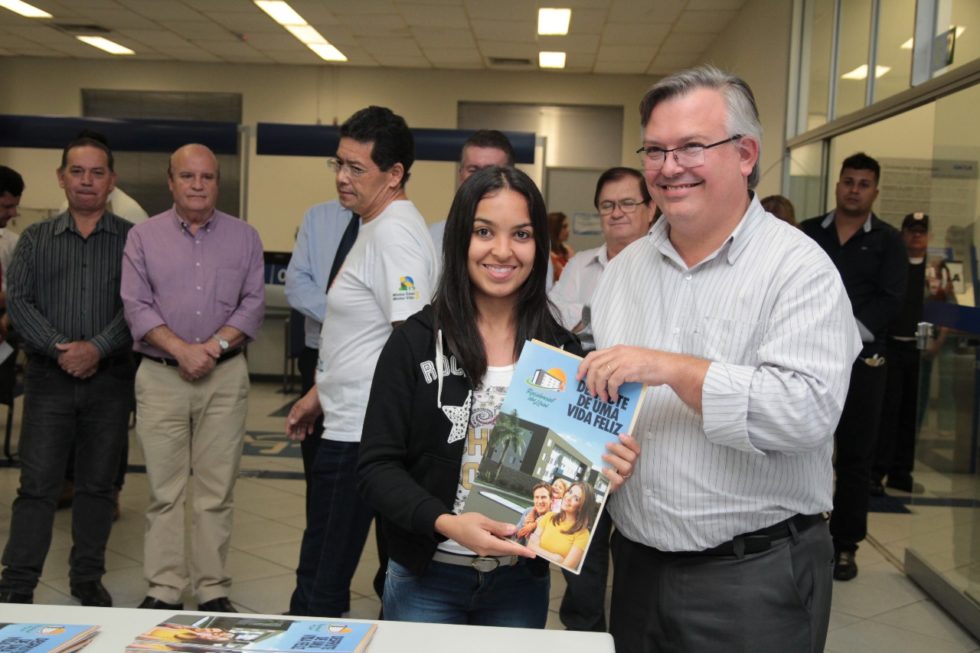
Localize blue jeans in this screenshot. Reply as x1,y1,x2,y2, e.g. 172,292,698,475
0,357,132,593
384,558,550,627
289,439,374,616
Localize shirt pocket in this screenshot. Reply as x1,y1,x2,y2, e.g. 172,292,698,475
215,268,242,311
698,316,762,363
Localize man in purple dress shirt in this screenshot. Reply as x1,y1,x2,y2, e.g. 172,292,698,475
121,144,265,613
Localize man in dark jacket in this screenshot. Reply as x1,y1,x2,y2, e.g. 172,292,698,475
801,152,907,581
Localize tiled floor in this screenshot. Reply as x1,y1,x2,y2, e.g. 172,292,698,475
0,381,977,652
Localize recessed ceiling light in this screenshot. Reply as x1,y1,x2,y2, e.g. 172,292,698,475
901,25,966,50
841,64,890,80
538,8,571,35
0,0,51,18
539,51,566,69
254,0,305,26
77,35,134,55
253,0,347,62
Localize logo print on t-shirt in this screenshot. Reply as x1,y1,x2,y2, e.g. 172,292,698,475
393,275,421,301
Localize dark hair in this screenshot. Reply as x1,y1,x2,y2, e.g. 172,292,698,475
59,136,114,172
840,152,881,184
639,65,761,188
0,166,25,197
760,194,797,226
434,166,563,383
550,481,596,535
462,130,515,166
547,212,570,257
339,106,414,186
593,167,652,208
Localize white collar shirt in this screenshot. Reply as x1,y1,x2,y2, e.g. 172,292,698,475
593,195,861,551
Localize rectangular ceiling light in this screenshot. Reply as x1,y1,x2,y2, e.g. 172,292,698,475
538,8,571,35
539,51,566,69
254,0,305,26
253,0,347,62
77,35,134,55
841,64,890,80
0,0,52,18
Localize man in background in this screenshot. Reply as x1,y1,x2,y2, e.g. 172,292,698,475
801,152,907,581
0,166,23,295
873,212,930,495
0,136,134,607
122,143,265,612
428,129,514,253
285,194,354,510
286,106,437,617
549,167,655,632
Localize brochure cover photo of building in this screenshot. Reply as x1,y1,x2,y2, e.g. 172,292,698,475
462,339,645,574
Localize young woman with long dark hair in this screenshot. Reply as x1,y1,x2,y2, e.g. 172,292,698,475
357,166,638,626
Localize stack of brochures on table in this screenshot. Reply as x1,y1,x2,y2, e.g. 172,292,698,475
0,623,100,653
125,615,377,652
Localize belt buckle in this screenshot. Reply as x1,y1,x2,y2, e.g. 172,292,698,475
471,556,500,573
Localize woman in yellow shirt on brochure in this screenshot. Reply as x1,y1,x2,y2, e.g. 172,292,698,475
528,481,597,573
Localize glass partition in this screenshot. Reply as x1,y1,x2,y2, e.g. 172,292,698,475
874,0,916,102
834,0,873,118
824,82,980,633
801,0,835,130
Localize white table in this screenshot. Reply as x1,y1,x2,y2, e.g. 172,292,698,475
0,604,615,652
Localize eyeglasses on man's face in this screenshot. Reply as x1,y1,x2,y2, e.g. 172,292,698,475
597,198,645,215
635,135,742,171
327,157,375,178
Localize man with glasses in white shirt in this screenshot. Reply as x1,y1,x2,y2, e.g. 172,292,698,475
551,167,657,352
579,66,859,653
548,166,655,632
285,106,438,617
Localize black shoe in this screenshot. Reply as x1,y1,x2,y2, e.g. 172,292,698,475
886,473,915,493
198,597,237,613
833,550,858,581
0,590,33,604
70,580,112,607
138,596,183,610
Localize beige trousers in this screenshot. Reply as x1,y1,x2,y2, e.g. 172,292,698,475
136,355,249,603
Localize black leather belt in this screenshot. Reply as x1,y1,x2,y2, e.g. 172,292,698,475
143,348,242,367
668,513,827,558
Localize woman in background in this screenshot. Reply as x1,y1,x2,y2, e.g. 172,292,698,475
548,211,575,281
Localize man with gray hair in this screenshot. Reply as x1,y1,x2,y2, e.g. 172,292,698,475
579,65,859,652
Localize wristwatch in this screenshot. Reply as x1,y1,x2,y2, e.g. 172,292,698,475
211,334,230,351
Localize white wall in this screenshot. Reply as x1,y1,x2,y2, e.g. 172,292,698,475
701,0,794,198
0,12,796,252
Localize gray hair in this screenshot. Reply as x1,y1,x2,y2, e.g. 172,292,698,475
639,65,762,188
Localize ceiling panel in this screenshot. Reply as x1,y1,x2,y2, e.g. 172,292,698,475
401,4,467,28
471,19,535,42
0,0,755,76
673,9,739,32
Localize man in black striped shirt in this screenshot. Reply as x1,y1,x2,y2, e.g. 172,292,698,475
0,136,134,607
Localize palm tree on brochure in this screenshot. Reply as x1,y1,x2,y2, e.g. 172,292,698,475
490,409,526,483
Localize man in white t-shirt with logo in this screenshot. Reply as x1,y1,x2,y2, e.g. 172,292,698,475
286,106,438,617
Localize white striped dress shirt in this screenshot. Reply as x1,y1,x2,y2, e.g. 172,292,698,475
594,195,861,552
